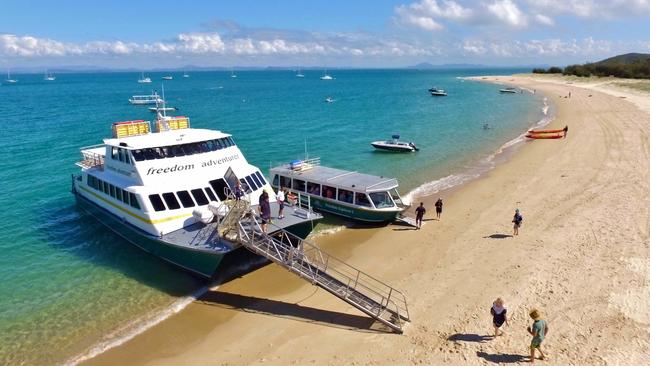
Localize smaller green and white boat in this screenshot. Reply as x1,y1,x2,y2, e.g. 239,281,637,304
270,158,409,223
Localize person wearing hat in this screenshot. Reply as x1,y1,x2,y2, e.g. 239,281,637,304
527,308,549,362
512,208,523,236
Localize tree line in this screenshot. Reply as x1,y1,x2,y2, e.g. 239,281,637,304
532,60,650,79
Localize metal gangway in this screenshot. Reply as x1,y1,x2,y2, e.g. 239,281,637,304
216,201,410,333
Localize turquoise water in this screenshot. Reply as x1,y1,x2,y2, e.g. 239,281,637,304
0,69,544,365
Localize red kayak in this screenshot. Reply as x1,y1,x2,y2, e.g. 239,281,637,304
528,128,565,134
526,133,563,139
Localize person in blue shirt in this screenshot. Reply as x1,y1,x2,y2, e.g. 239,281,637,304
512,209,523,236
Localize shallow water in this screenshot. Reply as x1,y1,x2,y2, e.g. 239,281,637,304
0,69,543,365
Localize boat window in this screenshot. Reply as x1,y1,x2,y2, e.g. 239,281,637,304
239,178,251,193
116,188,123,201
279,176,291,188
228,137,236,146
355,192,372,207
255,171,267,186
250,173,262,188
111,147,119,160
213,139,224,150
205,140,216,151
204,187,218,202
307,182,321,196
129,193,141,209
143,148,156,160
245,176,257,191
369,191,395,209
148,194,166,212
132,149,145,161
191,188,209,205
176,191,195,208
122,190,130,205
272,174,279,187
322,185,336,199
109,184,116,198
117,148,125,163
209,178,229,201
338,189,353,204
171,145,185,157
153,147,165,159
162,192,181,210
219,138,228,147
292,179,306,192
389,189,404,206
199,141,210,153
103,181,109,195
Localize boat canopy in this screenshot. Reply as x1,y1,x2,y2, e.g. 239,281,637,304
391,134,400,140
271,159,399,193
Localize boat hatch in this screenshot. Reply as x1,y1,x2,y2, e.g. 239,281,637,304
112,120,151,138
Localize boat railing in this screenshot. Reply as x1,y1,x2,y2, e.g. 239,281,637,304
76,144,105,170
276,157,321,171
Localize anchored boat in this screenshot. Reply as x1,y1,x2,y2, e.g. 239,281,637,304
371,135,419,152
499,87,518,94
270,158,409,223
428,87,447,96
129,92,164,105
72,115,321,278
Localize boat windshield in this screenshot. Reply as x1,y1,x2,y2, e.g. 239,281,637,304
389,188,404,206
369,191,394,208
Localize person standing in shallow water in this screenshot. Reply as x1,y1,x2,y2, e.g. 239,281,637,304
415,202,426,229
435,198,443,220
512,208,523,236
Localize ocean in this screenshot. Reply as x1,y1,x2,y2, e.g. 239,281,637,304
0,69,547,365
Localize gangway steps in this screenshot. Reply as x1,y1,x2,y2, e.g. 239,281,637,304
234,215,410,333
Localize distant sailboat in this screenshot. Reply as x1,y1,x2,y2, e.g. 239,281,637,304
296,68,305,78
138,72,152,83
5,69,18,84
43,70,56,81
320,70,333,80
230,69,237,78
182,71,189,78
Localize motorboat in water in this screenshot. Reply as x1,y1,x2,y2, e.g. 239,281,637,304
325,97,334,103
499,87,517,94
320,70,333,80
162,75,173,80
129,92,164,105
371,135,419,152
138,72,152,83
44,70,56,81
428,87,447,96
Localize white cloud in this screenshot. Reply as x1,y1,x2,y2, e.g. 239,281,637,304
395,0,472,30
487,0,528,27
534,14,555,26
527,0,650,18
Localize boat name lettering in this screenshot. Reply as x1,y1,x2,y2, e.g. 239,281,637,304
145,154,240,175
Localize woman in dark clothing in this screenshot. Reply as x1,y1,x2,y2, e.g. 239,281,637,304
435,198,443,219
490,297,509,337
259,191,271,233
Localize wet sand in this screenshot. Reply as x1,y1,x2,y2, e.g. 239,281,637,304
83,75,650,366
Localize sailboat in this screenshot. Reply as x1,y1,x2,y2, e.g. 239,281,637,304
230,69,237,78
320,70,333,80
138,72,152,83
296,68,305,78
44,70,56,81
182,71,190,78
5,69,18,84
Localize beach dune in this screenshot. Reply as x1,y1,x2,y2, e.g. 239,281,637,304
84,75,650,366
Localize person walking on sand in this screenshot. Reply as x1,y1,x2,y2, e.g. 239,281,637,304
490,297,509,337
435,198,443,220
415,202,426,230
276,187,285,219
527,309,549,363
563,125,568,138
512,208,523,236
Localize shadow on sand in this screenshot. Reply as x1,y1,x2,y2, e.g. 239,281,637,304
447,333,492,343
476,351,527,363
199,291,388,333
484,233,513,239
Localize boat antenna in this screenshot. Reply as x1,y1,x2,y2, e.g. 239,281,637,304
304,138,308,160
161,83,167,118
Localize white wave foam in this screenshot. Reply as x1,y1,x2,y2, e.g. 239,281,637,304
64,285,213,366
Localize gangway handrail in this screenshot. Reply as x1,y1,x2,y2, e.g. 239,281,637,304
234,211,410,332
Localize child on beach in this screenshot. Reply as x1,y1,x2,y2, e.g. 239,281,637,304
512,209,523,236
415,202,426,229
527,309,549,363
490,298,509,337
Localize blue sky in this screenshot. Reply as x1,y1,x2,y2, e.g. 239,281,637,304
1,0,649,68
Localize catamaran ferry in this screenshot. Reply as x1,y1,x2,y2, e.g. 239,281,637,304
270,158,409,223
72,115,321,278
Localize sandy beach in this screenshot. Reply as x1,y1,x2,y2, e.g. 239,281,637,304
83,75,650,366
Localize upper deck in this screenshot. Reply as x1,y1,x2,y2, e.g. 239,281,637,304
271,158,399,193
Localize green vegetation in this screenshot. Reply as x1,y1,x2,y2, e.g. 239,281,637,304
532,53,650,79
614,82,650,93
